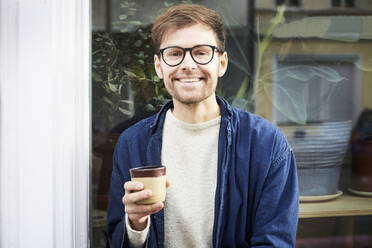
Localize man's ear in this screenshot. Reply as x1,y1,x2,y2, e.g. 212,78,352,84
154,54,163,79
218,52,228,77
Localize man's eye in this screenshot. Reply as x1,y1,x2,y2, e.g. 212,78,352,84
194,50,209,56
167,51,182,57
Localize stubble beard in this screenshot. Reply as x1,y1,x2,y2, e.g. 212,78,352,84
162,68,217,105
165,78,217,106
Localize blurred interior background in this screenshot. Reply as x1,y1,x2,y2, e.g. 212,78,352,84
91,1,372,247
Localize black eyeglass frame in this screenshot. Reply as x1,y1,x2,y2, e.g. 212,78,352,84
157,44,224,67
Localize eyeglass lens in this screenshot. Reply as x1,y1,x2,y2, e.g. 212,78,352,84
162,45,214,66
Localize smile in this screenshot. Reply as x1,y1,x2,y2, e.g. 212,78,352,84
175,77,204,83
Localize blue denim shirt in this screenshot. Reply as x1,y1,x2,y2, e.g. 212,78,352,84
107,96,299,248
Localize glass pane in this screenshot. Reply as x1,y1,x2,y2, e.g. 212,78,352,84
254,0,372,247
91,0,372,247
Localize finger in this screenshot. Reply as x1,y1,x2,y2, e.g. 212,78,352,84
124,181,143,193
166,179,171,188
123,189,152,205
125,202,163,215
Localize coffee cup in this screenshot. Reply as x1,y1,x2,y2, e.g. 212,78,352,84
129,165,166,205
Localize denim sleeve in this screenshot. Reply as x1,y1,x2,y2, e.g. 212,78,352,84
250,147,299,248
107,134,149,248
107,131,159,248
106,142,129,248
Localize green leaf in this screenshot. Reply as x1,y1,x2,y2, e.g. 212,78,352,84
263,81,307,124
120,100,134,105
134,40,142,47
124,69,137,77
103,96,113,105
138,51,145,58
118,106,132,115
133,67,145,77
108,83,117,92
112,21,125,25
153,75,160,82
107,69,113,81
119,14,127,20
127,21,142,26
92,71,103,82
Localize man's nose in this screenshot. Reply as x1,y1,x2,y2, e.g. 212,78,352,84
180,51,197,70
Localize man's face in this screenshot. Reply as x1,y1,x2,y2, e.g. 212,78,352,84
154,23,228,105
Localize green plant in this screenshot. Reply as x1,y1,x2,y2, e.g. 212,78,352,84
92,32,131,130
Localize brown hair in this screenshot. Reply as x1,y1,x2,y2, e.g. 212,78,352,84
152,4,226,52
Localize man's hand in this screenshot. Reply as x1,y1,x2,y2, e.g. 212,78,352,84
123,180,170,231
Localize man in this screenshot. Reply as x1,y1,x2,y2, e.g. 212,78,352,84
107,4,298,248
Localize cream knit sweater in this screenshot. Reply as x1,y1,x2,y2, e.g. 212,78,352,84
126,109,220,248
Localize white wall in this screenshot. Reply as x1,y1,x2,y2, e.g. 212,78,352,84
0,1,90,247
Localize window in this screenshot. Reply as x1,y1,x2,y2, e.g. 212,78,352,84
91,0,372,247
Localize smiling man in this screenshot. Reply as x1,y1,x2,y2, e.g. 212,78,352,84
107,4,299,248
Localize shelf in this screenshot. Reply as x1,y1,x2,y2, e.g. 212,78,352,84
299,193,372,218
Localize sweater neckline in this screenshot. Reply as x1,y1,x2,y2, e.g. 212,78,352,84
165,109,221,131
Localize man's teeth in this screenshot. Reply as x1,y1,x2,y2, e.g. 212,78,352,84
177,78,201,82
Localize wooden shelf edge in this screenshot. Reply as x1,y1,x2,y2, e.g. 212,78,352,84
299,193,372,219
300,210,372,218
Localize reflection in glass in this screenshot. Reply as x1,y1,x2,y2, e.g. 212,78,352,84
91,0,372,247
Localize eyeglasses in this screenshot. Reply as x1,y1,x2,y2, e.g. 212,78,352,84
157,45,223,67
